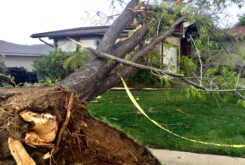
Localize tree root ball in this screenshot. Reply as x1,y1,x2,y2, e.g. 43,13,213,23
0,86,160,165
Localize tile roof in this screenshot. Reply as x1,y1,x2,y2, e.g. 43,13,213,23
228,27,245,36
31,25,133,39
0,40,53,57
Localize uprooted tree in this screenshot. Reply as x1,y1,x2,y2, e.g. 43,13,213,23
1,0,245,164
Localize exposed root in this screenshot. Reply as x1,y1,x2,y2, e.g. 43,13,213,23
44,93,74,161
20,110,58,147
8,137,36,165
55,93,74,152
0,86,160,165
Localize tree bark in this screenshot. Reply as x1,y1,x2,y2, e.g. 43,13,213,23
60,12,185,101
60,0,140,101
0,86,160,165
62,13,186,100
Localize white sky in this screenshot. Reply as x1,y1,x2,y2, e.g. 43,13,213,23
0,0,118,45
0,0,244,45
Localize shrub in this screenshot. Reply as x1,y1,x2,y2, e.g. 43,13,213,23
129,70,164,88
33,49,91,83
0,53,13,86
33,49,73,82
63,50,91,71
0,53,7,74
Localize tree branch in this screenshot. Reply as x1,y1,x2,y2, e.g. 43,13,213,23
87,47,184,78
113,25,148,58
189,35,203,86
60,0,140,101
85,46,245,93
89,66,139,99
142,4,182,16
130,15,187,62
103,25,148,74
97,0,139,52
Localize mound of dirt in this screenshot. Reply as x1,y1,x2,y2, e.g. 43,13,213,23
0,86,160,165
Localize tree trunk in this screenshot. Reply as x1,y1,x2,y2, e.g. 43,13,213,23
59,0,185,101
0,1,186,164
60,0,140,102
0,86,160,165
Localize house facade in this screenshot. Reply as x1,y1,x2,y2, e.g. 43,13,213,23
31,24,196,70
31,26,131,51
0,40,53,71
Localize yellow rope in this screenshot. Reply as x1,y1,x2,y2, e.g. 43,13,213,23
118,73,245,148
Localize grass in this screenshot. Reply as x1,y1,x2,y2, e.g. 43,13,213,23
87,88,245,157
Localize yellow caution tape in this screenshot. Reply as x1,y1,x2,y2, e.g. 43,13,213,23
68,38,245,148
118,73,245,148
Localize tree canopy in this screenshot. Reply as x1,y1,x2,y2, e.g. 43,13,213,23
58,0,245,102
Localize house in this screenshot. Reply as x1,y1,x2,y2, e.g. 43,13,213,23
0,40,53,71
31,23,197,70
31,26,133,51
206,27,245,68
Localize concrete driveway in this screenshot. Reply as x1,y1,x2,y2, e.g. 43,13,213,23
150,149,245,165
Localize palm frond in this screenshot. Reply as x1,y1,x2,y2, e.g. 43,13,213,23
63,50,91,71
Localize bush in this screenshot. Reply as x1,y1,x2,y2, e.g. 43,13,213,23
33,49,91,83
33,49,73,82
63,50,91,71
0,53,8,74
129,70,165,88
0,53,13,86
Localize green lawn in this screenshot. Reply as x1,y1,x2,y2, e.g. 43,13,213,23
87,88,245,157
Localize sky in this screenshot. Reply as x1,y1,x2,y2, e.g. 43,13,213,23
0,0,244,45
0,0,120,45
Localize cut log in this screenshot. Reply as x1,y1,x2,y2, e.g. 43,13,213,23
0,86,160,165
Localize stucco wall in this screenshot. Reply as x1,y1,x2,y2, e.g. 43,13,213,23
4,56,41,71
163,37,180,70
57,36,182,70
57,37,100,52
57,39,77,52
163,46,178,69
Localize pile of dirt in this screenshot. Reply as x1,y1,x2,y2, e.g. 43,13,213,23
0,86,160,165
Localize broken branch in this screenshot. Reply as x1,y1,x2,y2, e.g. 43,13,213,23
80,43,245,93
8,137,36,165
44,93,75,160
54,93,74,153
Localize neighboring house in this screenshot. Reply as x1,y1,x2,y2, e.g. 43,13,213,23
229,27,245,36
208,27,245,67
227,27,245,65
31,24,196,70
0,40,53,71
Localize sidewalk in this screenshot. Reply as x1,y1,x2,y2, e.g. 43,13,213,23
150,149,245,165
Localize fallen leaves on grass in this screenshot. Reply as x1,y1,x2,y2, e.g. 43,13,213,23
110,118,119,121
147,107,159,114
176,108,189,116
91,100,100,103
136,110,142,114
